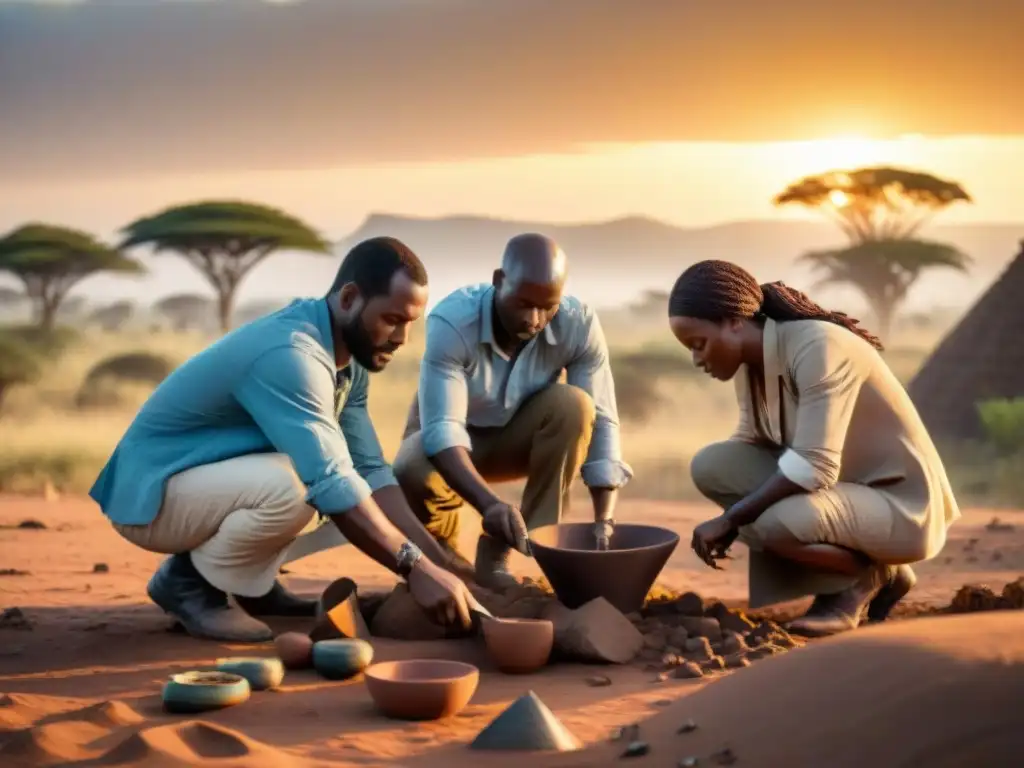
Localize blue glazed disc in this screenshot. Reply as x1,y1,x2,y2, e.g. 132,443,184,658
216,657,286,691
161,671,251,714
312,638,374,680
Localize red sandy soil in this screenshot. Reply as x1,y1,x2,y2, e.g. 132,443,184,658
1,494,1023,767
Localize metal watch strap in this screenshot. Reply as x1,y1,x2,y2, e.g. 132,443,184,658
396,541,424,579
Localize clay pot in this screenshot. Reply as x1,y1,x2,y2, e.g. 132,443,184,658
481,617,553,674
530,523,680,614
363,660,479,720
312,638,374,680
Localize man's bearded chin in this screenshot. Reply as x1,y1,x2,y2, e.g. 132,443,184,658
339,314,384,372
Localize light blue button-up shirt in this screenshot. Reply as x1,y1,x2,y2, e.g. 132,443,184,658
89,297,397,526
417,283,633,489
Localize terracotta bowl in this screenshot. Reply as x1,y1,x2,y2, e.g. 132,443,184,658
530,522,680,614
363,660,479,720
481,617,553,674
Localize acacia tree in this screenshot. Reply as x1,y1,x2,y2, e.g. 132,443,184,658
773,166,972,338
0,224,144,331
120,201,331,332
152,292,215,331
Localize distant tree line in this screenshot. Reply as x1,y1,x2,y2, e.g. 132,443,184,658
0,201,330,334
0,165,973,342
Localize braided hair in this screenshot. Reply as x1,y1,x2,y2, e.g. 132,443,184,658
668,260,883,351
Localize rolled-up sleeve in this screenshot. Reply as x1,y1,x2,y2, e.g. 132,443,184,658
778,325,868,491
340,367,398,492
418,315,473,457
565,311,634,489
234,344,372,515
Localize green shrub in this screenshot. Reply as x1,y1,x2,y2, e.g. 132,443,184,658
976,398,1024,456
75,351,175,408
609,347,699,424
0,333,41,411
2,324,80,357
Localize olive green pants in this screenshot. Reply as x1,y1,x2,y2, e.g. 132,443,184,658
394,384,595,547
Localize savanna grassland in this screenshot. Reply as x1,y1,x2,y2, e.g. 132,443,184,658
4,307,1016,509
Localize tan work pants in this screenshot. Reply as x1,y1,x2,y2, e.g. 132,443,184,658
113,453,322,597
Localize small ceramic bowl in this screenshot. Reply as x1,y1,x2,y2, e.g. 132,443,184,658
312,638,374,680
363,659,479,720
215,657,285,691
481,617,554,674
161,671,251,714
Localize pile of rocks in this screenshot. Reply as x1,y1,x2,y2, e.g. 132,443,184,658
361,579,805,678
628,591,805,679
947,577,1024,613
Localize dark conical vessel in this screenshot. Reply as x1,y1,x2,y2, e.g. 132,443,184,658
529,522,679,614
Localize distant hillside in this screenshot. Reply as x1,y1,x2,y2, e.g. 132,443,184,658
3,216,1019,316
339,215,1024,312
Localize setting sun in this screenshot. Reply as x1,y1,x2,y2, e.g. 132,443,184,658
829,189,851,207
789,134,888,173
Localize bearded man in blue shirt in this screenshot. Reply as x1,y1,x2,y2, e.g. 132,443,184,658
90,237,476,643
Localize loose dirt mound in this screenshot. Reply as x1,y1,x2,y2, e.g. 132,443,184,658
86,720,313,768
546,611,1024,768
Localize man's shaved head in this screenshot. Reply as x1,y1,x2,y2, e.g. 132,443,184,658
492,233,568,346
501,233,568,288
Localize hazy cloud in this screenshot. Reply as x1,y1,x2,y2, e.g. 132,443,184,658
3,0,1023,181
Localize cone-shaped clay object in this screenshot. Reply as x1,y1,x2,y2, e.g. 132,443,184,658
469,690,582,752
309,577,370,642
530,523,679,614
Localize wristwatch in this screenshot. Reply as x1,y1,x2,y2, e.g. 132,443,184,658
396,541,424,579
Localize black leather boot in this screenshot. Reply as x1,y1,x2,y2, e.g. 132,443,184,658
233,581,317,618
785,563,889,638
147,553,273,643
866,564,916,622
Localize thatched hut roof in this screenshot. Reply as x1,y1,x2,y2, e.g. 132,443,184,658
908,239,1024,442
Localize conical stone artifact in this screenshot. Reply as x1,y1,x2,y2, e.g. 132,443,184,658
469,690,582,752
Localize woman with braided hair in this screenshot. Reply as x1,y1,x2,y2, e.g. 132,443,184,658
668,260,960,637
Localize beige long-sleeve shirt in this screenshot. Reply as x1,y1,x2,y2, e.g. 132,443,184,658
732,318,960,562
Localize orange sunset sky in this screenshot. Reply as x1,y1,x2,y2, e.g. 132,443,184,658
1,0,1022,305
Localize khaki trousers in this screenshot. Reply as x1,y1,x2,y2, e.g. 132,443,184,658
113,453,324,597
394,383,596,547
691,440,901,608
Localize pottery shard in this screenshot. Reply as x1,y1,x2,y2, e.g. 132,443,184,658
369,584,447,641
542,597,643,664
679,616,722,642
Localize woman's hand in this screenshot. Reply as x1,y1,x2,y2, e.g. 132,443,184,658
691,515,738,569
